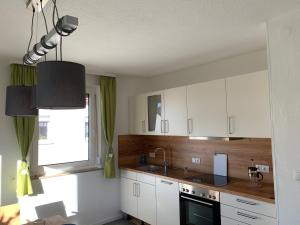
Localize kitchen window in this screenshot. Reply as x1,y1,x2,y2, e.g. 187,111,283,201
31,86,101,177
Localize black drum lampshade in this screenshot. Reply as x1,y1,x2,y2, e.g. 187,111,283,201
5,86,38,116
36,61,86,109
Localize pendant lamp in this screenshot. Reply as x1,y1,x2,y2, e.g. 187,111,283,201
5,86,38,116
35,61,86,109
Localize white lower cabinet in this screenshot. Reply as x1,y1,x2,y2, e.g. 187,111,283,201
120,171,156,225
156,178,180,225
121,178,138,218
138,182,156,225
222,216,248,225
220,192,277,225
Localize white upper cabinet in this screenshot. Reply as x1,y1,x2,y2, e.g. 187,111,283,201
130,94,146,134
145,91,165,135
187,79,228,137
226,71,271,138
129,70,271,138
163,86,188,136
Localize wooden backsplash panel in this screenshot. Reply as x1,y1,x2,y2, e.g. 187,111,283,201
118,135,273,183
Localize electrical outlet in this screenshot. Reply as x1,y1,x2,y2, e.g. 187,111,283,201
293,169,300,181
149,152,156,158
192,157,201,164
256,165,270,173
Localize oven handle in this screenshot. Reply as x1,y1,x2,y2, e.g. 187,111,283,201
181,195,214,207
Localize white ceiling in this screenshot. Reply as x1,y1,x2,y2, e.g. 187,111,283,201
0,0,300,76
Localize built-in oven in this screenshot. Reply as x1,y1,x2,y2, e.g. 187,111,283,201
179,183,221,225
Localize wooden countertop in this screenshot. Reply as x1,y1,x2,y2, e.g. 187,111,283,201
120,165,275,204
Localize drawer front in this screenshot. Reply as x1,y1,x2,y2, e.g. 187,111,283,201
137,172,156,185
220,192,276,218
222,216,248,225
120,169,137,180
221,204,277,225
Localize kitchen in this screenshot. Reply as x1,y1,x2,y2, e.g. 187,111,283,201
1,1,300,225
119,70,275,225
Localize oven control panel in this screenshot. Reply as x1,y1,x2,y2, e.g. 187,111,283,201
179,183,220,202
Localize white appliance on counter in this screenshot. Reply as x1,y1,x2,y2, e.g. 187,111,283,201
214,153,228,177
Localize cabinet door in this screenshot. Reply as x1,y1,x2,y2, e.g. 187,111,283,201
156,178,180,225
137,182,156,225
130,94,146,134
187,79,228,137
226,71,271,138
146,92,164,135
121,178,138,218
164,87,188,136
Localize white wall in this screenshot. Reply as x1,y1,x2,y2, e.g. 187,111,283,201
267,8,300,225
0,61,147,224
0,61,19,205
148,49,267,91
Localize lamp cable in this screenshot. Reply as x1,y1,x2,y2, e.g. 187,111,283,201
27,7,35,54
40,0,48,61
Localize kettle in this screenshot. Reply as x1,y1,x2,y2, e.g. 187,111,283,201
248,159,263,185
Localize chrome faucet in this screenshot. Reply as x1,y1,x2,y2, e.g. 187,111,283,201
154,147,168,174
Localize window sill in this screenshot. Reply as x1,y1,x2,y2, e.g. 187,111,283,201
31,167,103,180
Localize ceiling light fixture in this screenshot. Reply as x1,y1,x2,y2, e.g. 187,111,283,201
6,0,85,116
5,86,38,116
5,7,37,116
35,61,86,109
26,0,50,12
34,0,86,109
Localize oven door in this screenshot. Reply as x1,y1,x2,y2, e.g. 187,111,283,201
180,193,221,225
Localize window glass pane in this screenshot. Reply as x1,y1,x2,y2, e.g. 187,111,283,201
38,95,90,165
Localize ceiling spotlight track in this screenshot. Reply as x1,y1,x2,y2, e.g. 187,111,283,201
23,15,78,65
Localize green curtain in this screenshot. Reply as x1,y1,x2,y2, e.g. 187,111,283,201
10,64,37,197
100,76,116,178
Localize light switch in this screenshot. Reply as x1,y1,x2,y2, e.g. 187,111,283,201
293,169,300,181
149,152,156,158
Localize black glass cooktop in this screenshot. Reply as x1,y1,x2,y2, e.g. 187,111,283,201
185,173,228,187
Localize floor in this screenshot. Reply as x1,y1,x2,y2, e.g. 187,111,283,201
105,220,134,225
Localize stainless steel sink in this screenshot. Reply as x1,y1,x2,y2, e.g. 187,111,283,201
138,164,163,172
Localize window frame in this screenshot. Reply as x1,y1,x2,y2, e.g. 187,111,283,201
30,85,102,177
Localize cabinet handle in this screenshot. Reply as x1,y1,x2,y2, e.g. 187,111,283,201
142,120,146,133
137,183,140,197
161,180,173,185
187,118,193,134
228,116,234,135
237,211,258,220
165,120,169,133
141,121,143,133
236,198,258,205
133,183,136,197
